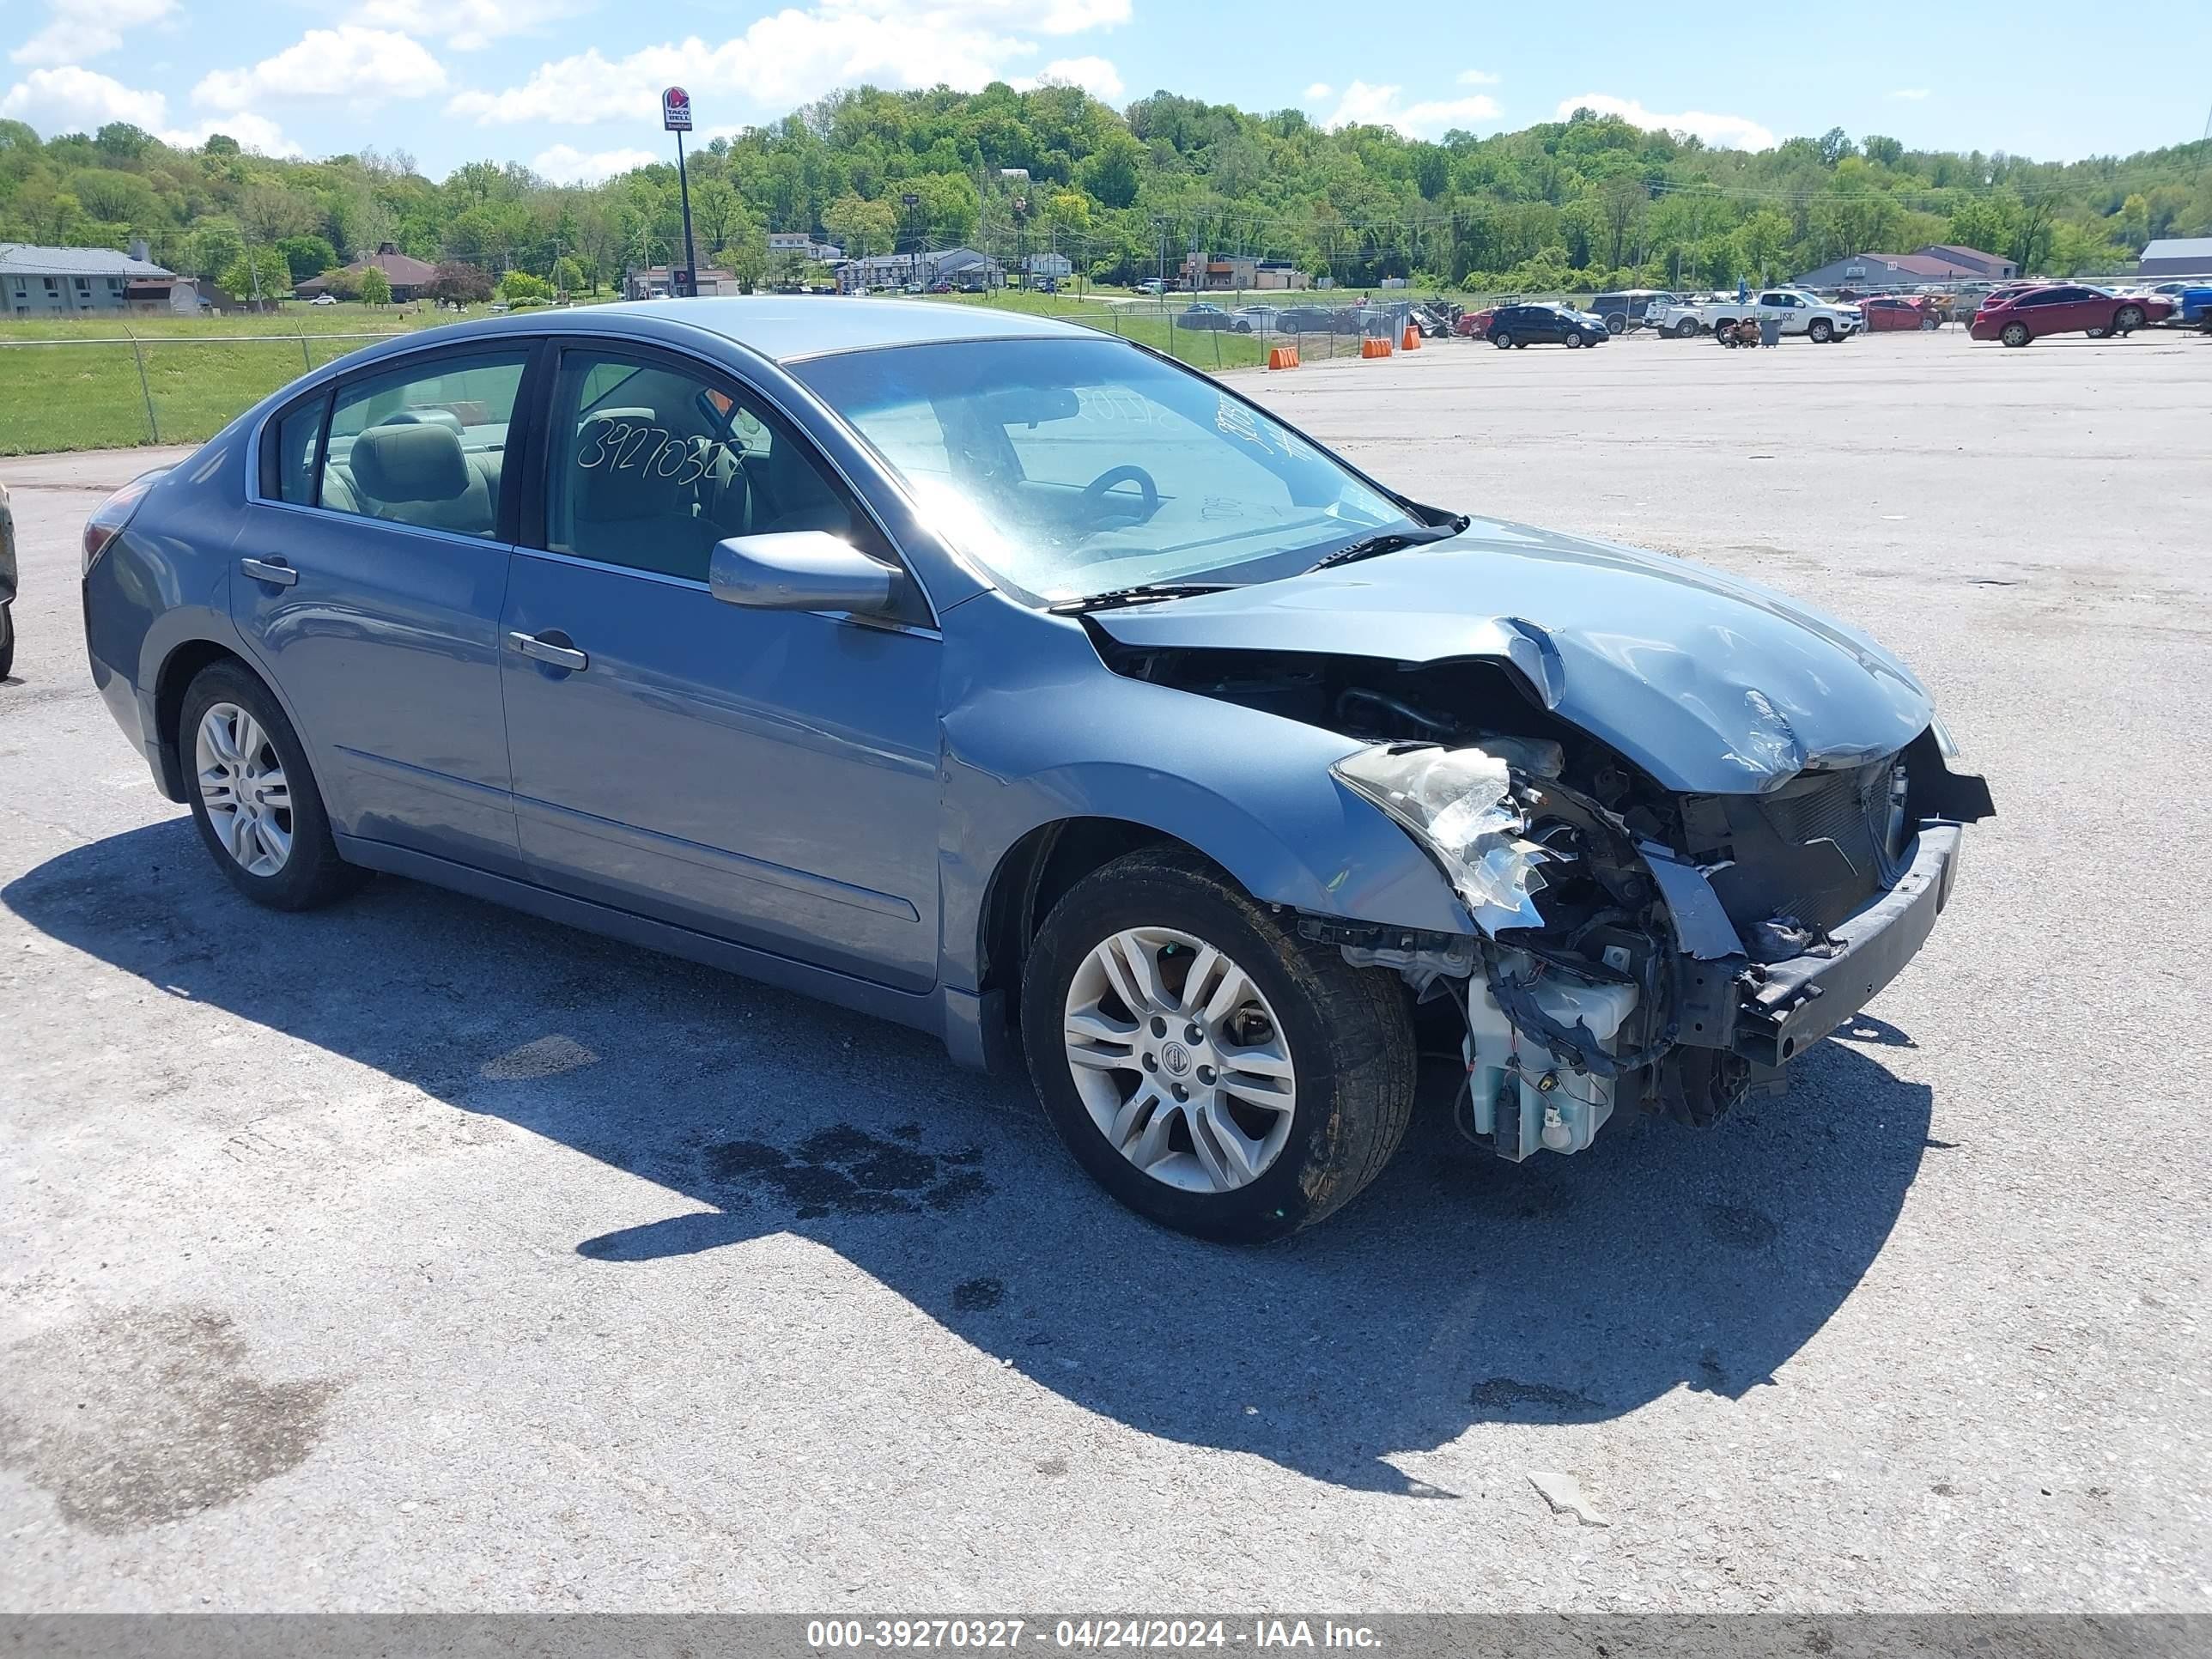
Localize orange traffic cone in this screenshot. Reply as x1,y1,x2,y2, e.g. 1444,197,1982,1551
1360,336,1392,359
1401,325,1421,350
1267,344,1300,369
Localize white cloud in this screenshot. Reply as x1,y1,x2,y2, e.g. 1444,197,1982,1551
0,65,165,131
531,143,658,183
1322,80,1500,138
1303,82,1331,101
1887,87,1929,100
447,0,1131,126
357,0,588,52
1018,56,1121,99
194,27,449,112
161,112,302,157
1455,68,1500,85
1555,92,1775,151
9,0,174,67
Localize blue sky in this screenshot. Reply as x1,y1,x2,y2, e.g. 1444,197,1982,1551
4,0,2206,183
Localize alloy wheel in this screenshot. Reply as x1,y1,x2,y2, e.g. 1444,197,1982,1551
195,702,293,877
1061,927,1297,1195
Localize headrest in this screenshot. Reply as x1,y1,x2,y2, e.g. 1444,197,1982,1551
351,423,471,504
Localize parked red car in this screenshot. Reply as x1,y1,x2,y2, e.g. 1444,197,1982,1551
1971,284,2171,346
1860,295,1942,331
1454,307,1495,339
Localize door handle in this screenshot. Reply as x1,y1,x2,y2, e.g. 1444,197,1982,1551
508,630,588,672
239,556,298,586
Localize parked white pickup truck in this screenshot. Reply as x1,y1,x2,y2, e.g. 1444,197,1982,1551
1654,289,1864,343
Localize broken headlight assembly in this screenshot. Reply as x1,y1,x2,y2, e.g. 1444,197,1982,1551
1330,744,1557,934
1333,742,1667,1162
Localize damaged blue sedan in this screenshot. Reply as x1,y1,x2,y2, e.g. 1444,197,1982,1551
81,300,1994,1241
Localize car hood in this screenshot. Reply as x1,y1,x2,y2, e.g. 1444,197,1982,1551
1091,519,1934,795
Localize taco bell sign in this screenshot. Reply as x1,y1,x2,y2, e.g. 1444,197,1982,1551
662,87,692,132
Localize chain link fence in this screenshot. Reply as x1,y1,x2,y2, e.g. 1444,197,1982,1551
0,331,405,457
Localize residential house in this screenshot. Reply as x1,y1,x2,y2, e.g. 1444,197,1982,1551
2136,237,2212,278
1,241,176,316
295,243,440,303
768,232,845,264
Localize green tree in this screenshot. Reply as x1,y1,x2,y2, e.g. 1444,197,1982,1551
823,191,896,257
550,255,585,295
216,246,293,304
358,265,392,305
276,235,339,283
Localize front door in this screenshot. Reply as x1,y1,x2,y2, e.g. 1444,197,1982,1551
499,343,943,991
230,346,533,875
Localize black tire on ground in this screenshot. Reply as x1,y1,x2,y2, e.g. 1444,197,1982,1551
1674,317,1699,337
1565,331,1586,348
1604,313,1626,335
0,604,14,681
2000,321,2032,347
178,659,366,911
1920,314,1940,331
1020,847,1417,1243
1808,318,1833,343
1492,331,1512,349
2114,305,2145,333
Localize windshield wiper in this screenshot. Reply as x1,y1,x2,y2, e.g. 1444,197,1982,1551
1049,581,1237,615
1303,517,1468,574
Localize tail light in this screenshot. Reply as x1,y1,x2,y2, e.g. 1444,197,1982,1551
82,470,166,577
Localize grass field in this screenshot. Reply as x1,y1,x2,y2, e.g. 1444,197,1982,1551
0,302,519,455
0,291,1295,456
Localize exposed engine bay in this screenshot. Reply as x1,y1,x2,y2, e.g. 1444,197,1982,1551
1092,638,1996,1159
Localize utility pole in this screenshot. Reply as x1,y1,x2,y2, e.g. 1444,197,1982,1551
902,192,921,288
1152,215,1167,289
662,87,698,295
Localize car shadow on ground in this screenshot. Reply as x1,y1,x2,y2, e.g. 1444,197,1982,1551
8,818,1936,1494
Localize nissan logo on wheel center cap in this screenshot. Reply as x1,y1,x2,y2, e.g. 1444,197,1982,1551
1160,1042,1192,1077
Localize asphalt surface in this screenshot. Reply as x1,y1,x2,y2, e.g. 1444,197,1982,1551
2,325,2207,1613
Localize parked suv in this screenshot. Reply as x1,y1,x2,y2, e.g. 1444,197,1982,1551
1588,290,1680,335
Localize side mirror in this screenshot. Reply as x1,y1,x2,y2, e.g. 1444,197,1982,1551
708,532,898,617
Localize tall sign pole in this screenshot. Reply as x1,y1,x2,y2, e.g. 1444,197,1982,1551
663,86,698,297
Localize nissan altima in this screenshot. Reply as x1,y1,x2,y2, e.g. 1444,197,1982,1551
81,299,1994,1241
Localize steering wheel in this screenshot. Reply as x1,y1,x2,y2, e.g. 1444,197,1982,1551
1079,465,1159,520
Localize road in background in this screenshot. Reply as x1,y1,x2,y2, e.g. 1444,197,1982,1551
2,330,2206,1611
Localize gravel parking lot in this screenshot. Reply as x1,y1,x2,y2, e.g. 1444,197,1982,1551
2,326,2207,1613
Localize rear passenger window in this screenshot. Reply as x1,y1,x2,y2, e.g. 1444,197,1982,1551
320,350,529,538
268,393,327,505
544,348,887,583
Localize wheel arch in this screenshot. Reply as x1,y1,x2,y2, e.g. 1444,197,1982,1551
151,638,256,801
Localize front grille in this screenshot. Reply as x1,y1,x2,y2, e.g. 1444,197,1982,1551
1705,755,1904,942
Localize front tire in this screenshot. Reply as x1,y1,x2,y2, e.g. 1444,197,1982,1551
0,605,14,681
2114,304,2145,333
1020,848,1416,1243
1605,313,1626,335
1674,318,1699,337
179,661,363,911
1565,331,1586,349
1808,318,1834,343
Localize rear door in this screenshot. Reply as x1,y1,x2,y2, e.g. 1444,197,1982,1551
498,339,943,990
231,344,536,875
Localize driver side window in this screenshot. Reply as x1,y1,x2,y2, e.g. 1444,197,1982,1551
545,348,887,584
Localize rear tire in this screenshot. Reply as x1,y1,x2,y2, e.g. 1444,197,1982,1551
1492,331,1512,349
2000,321,2032,347
0,605,14,681
179,661,365,912
1020,848,1416,1243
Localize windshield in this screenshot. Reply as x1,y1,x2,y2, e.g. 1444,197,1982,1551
791,337,1420,603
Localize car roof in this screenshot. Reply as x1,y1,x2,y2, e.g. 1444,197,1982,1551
604,295,1088,362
